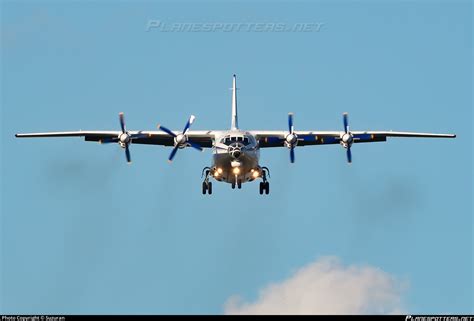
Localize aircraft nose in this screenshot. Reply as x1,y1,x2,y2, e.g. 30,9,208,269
229,144,242,159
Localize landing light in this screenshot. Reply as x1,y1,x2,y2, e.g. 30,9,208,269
217,168,223,174
252,171,259,178
233,167,240,175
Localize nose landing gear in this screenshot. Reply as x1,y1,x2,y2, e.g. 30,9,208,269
231,179,242,189
201,166,270,195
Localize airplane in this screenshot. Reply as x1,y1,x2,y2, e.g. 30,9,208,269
16,75,456,195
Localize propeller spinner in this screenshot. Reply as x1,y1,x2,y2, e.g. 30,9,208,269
101,112,149,163
285,113,298,163
158,115,203,162
341,112,353,164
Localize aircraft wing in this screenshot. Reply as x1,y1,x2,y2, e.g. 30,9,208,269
15,130,215,148
252,130,456,148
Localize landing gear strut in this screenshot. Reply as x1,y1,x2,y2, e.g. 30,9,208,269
201,167,212,195
232,176,242,189
259,167,270,195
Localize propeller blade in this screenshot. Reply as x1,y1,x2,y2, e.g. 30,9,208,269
288,113,294,133
290,146,295,163
158,125,177,137
343,112,349,133
168,145,179,162
119,112,126,133
125,144,131,163
183,115,196,134
346,147,352,164
188,141,203,151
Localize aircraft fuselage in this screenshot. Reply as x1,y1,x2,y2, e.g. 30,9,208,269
210,130,261,185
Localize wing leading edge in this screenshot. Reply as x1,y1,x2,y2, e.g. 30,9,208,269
253,130,456,148
15,130,215,148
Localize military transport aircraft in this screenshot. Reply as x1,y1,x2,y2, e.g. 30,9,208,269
16,75,456,195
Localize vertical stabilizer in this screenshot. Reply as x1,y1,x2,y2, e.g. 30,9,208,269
231,74,239,130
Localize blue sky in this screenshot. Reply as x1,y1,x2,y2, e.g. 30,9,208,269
1,0,472,314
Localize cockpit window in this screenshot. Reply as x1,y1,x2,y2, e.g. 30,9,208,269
221,135,252,146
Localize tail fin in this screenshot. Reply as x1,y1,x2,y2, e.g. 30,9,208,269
231,74,239,130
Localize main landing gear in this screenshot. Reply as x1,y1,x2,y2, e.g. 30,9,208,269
259,181,269,195
202,181,212,195
259,167,270,195
201,166,271,195
202,167,212,195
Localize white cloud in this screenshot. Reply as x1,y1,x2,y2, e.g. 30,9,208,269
224,256,407,315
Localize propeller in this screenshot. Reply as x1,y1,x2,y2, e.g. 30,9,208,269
101,112,149,164
285,113,298,163
158,115,203,162
341,112,354,164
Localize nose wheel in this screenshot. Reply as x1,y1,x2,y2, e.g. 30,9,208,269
231,179,242,189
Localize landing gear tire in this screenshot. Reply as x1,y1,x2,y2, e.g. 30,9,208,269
202,181,212,195
208,182,213,195
232,182,236,189
237,179,242,189
259,181,270,195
